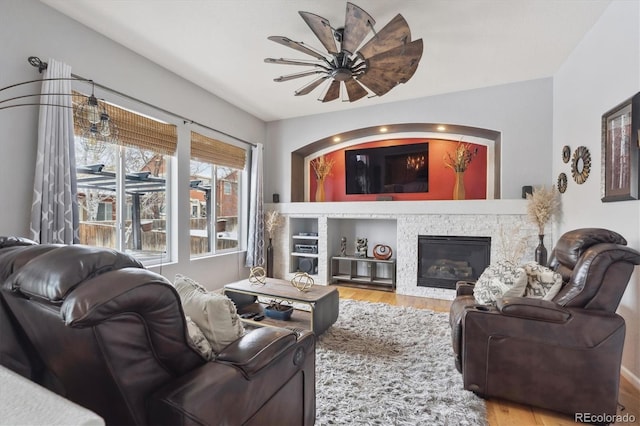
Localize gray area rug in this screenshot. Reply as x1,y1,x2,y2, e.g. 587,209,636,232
315,299,487,426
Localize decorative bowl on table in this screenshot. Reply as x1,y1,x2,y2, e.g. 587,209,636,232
264,304,293,321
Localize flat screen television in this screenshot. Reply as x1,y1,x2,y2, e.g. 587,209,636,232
345,143,429,194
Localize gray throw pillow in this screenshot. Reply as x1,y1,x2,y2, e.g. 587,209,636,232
473,260,527,305
521,261,563,300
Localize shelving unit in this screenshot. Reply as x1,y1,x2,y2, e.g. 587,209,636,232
289,217,319,275
330,256,396,291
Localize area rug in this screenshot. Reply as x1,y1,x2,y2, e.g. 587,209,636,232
315,299,487,426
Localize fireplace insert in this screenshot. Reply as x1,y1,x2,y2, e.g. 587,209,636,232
417,235,491,289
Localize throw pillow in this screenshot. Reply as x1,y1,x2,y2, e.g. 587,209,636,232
173,274,244,354
522,261,563,300
473,260,527,305
185,316,214,361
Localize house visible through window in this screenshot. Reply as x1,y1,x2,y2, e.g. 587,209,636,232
190,131,246,256
73,92,176,263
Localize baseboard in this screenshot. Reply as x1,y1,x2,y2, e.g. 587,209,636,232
621,366,640,390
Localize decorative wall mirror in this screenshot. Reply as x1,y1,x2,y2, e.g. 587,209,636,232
562,145,571,163
557,172,568,193
571,146,591,184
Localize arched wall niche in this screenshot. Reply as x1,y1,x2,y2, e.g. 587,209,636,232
290,123,502,201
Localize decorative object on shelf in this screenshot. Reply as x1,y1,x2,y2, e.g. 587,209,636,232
526,186,560,267
571,146,591,184
372,244,393,260
264,210,283,278
355,237,368,258
291,272,315,292
264,299,294,321
311,155,335,202
248,266,267,285
601,91,640,202
444,141,478,200
340,236,347,256
562,145,571,163
557,172,568,194
264,3,423,103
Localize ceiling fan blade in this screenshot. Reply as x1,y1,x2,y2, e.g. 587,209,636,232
357,14,411,60
342,2,375,54
299,11,338,55
344,79,368,102
268,36,327,60
265,58,328,68
359,38,423,92
295,76,330,96
274,70,326,82
322,80,340,102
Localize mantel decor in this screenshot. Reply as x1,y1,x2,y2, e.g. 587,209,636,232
444,141,478,200
601,91,640,202
311,155,335,202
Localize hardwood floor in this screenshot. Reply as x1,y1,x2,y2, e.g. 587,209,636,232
333,285,640,426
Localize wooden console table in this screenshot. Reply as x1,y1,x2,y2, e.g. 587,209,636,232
330,256,396,291
223,278,339,335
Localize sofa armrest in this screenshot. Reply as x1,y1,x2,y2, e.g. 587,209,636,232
455,281,476,297
149,329,316,426
496,297,571,323
216,327,311,377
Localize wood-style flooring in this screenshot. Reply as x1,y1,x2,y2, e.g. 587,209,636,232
334,285,640,426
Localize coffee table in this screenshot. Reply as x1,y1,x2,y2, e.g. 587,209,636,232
223,278,339,335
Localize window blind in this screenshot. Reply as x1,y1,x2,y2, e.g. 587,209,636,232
72,91,177,156
190,131,247,170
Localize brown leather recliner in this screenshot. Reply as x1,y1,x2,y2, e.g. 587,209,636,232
449,228,640,419
0,237,315,426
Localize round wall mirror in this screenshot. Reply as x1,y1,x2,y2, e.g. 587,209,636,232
571,146,591,184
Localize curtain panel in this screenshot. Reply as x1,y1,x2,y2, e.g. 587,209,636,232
245,144,264,267
30,59,78,244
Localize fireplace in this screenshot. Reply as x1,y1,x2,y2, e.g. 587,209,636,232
417,235,491,289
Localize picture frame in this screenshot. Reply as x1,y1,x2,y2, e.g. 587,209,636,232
601,91,640,202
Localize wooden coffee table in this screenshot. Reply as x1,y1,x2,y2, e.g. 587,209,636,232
223,278,339,335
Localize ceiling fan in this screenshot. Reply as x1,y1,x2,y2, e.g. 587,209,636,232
265,2,423,103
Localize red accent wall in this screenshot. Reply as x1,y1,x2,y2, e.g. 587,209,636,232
309,139,487,201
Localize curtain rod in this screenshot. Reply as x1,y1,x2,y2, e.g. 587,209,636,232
28,56,258,148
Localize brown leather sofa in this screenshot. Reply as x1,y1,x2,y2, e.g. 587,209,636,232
450,228,640,419
0,237,315,426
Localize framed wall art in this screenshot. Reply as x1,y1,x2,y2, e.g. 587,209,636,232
601,91,640,202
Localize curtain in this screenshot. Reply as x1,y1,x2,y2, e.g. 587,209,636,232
30,59,78,244
245,143,264,267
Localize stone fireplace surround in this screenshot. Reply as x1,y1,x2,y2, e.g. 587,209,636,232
268,200,543,300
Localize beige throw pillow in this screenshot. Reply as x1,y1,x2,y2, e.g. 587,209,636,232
174,274,244,354
185,316,214,360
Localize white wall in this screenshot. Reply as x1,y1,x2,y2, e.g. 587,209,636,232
554,0,640,385
265,77,554,202
0,0,266,289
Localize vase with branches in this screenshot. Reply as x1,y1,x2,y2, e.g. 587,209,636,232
264,210,283,278
526,186,560,266
444,141,478,200
310,155,335,202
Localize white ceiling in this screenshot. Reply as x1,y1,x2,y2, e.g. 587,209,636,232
41,0,611,122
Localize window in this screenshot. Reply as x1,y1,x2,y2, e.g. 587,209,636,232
73,92,177,263
190,131,246,256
